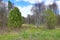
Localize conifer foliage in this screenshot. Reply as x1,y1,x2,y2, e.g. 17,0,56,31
8,7,22,28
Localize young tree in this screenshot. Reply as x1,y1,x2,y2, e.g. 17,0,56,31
45,9,57,30
8,7,22,28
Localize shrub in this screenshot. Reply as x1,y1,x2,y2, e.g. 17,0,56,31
45,9,57,30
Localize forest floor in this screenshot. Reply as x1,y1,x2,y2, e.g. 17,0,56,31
0,24,60,40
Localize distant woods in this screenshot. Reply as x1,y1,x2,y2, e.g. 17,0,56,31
0,0,60,30
23,2,60,29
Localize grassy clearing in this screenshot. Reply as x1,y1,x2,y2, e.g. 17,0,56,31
0,24,60,40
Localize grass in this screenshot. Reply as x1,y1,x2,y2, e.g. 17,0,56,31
0,24,60,40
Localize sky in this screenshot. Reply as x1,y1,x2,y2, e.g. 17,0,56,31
3,0,60,17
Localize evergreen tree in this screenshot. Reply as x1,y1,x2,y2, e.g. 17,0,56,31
8,0,14,11
8,7,22,28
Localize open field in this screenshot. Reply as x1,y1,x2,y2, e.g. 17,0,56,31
0,24,60,40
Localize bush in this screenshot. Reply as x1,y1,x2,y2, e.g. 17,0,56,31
45,9,57,30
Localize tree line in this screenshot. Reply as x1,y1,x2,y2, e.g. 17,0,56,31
0,0,60,30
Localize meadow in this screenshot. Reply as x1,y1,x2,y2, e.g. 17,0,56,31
0,24,60,40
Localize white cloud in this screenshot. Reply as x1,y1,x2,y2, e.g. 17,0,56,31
56,1,60,14
15,0,20,1
56,1,60,9
15,0,60,17
16,5,33,17
15,0,21,2
15,0,43,4
15,0,60,5
23,0,42,4
44,0,54,5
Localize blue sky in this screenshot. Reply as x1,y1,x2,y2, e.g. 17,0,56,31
3,0,60,17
